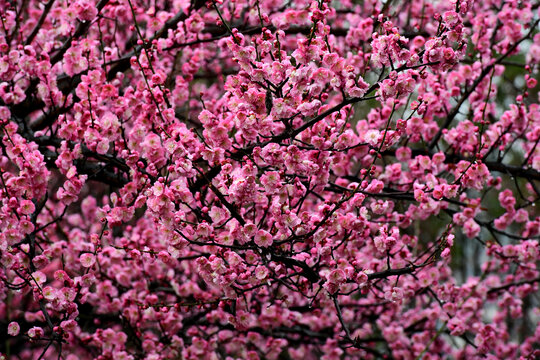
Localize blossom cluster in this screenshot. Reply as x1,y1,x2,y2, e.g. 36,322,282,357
1,0,540,359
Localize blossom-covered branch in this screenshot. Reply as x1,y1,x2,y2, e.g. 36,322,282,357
1,0,540,359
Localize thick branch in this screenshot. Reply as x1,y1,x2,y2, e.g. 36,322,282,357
25,0,56,45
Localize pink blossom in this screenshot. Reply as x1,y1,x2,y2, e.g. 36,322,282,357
7,322,20,336
254,230,273,247
79,253,96,268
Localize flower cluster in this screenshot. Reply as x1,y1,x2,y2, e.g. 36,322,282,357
0,0,539,359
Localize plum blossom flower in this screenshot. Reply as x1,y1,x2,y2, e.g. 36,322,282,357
384,287,404,303
8,322,20,336
27,327,44,339
254,230,273,247
80,253,96,268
